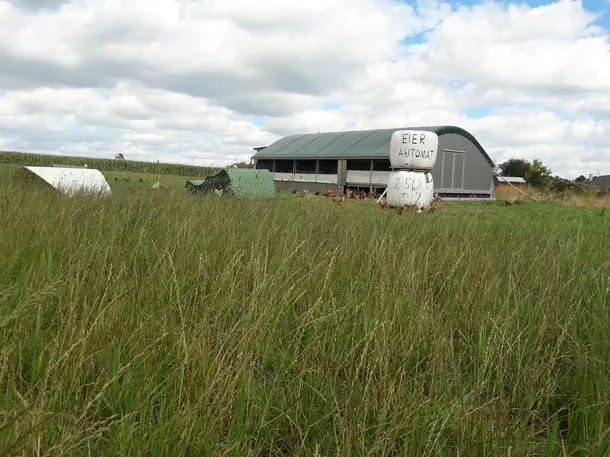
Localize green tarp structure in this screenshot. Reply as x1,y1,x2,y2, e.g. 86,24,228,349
185,169,276,199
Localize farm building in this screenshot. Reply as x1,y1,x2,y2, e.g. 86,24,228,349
588,174,610,190
251,126,495,199
495,176,526,192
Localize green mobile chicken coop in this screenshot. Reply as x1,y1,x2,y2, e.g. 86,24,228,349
185,169,277,199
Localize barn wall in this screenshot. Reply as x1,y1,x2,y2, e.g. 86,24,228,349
275,180,335,193
432,133,493,194
495,182,524,191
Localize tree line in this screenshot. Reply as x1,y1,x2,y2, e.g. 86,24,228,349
497,158,604,194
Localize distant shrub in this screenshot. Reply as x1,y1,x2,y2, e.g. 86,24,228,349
0,151,217,177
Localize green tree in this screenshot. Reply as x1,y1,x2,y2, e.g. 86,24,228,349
498,158,553,188
498,158,531,178
526,159,552,188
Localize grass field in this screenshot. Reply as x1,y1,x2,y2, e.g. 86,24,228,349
0,165,609,456
0,163,203,192
0,150,216,177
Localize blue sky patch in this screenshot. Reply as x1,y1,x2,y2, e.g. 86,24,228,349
322,101,343,110
463,106,494,118
461,102,583,123
462,102,543,118
448,80,469,90
246,115,265,128
400,31,429,46
399,0,608,29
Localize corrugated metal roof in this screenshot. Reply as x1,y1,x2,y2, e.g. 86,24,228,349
252,125,494,167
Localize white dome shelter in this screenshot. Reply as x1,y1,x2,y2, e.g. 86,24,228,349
12,166,112,197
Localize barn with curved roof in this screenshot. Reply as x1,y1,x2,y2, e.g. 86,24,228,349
252,126,495,199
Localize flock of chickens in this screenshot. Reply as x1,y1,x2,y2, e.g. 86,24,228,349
287,187,441,213
290,188,369,205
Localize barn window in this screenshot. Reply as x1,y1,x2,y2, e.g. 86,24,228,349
347,159,371,171
372,160,391,171
275,160,294,173
318,160,338,174
296,160,316,173
256,159,273,171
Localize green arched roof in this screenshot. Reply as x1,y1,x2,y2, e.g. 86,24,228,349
252,125,494,167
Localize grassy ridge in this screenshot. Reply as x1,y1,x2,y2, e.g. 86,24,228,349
0,151,219,177
0,163,204,192
0,188,608,456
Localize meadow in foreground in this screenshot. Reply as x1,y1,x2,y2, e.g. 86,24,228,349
0,186,608,456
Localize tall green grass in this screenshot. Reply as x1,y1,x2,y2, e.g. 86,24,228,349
0,188,608,456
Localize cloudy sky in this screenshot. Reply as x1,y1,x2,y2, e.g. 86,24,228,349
0,0,608,178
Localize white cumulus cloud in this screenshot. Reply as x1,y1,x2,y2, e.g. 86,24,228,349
0,0,608,178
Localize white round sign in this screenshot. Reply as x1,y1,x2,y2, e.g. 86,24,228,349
389,130,438,170
387,170,435,209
